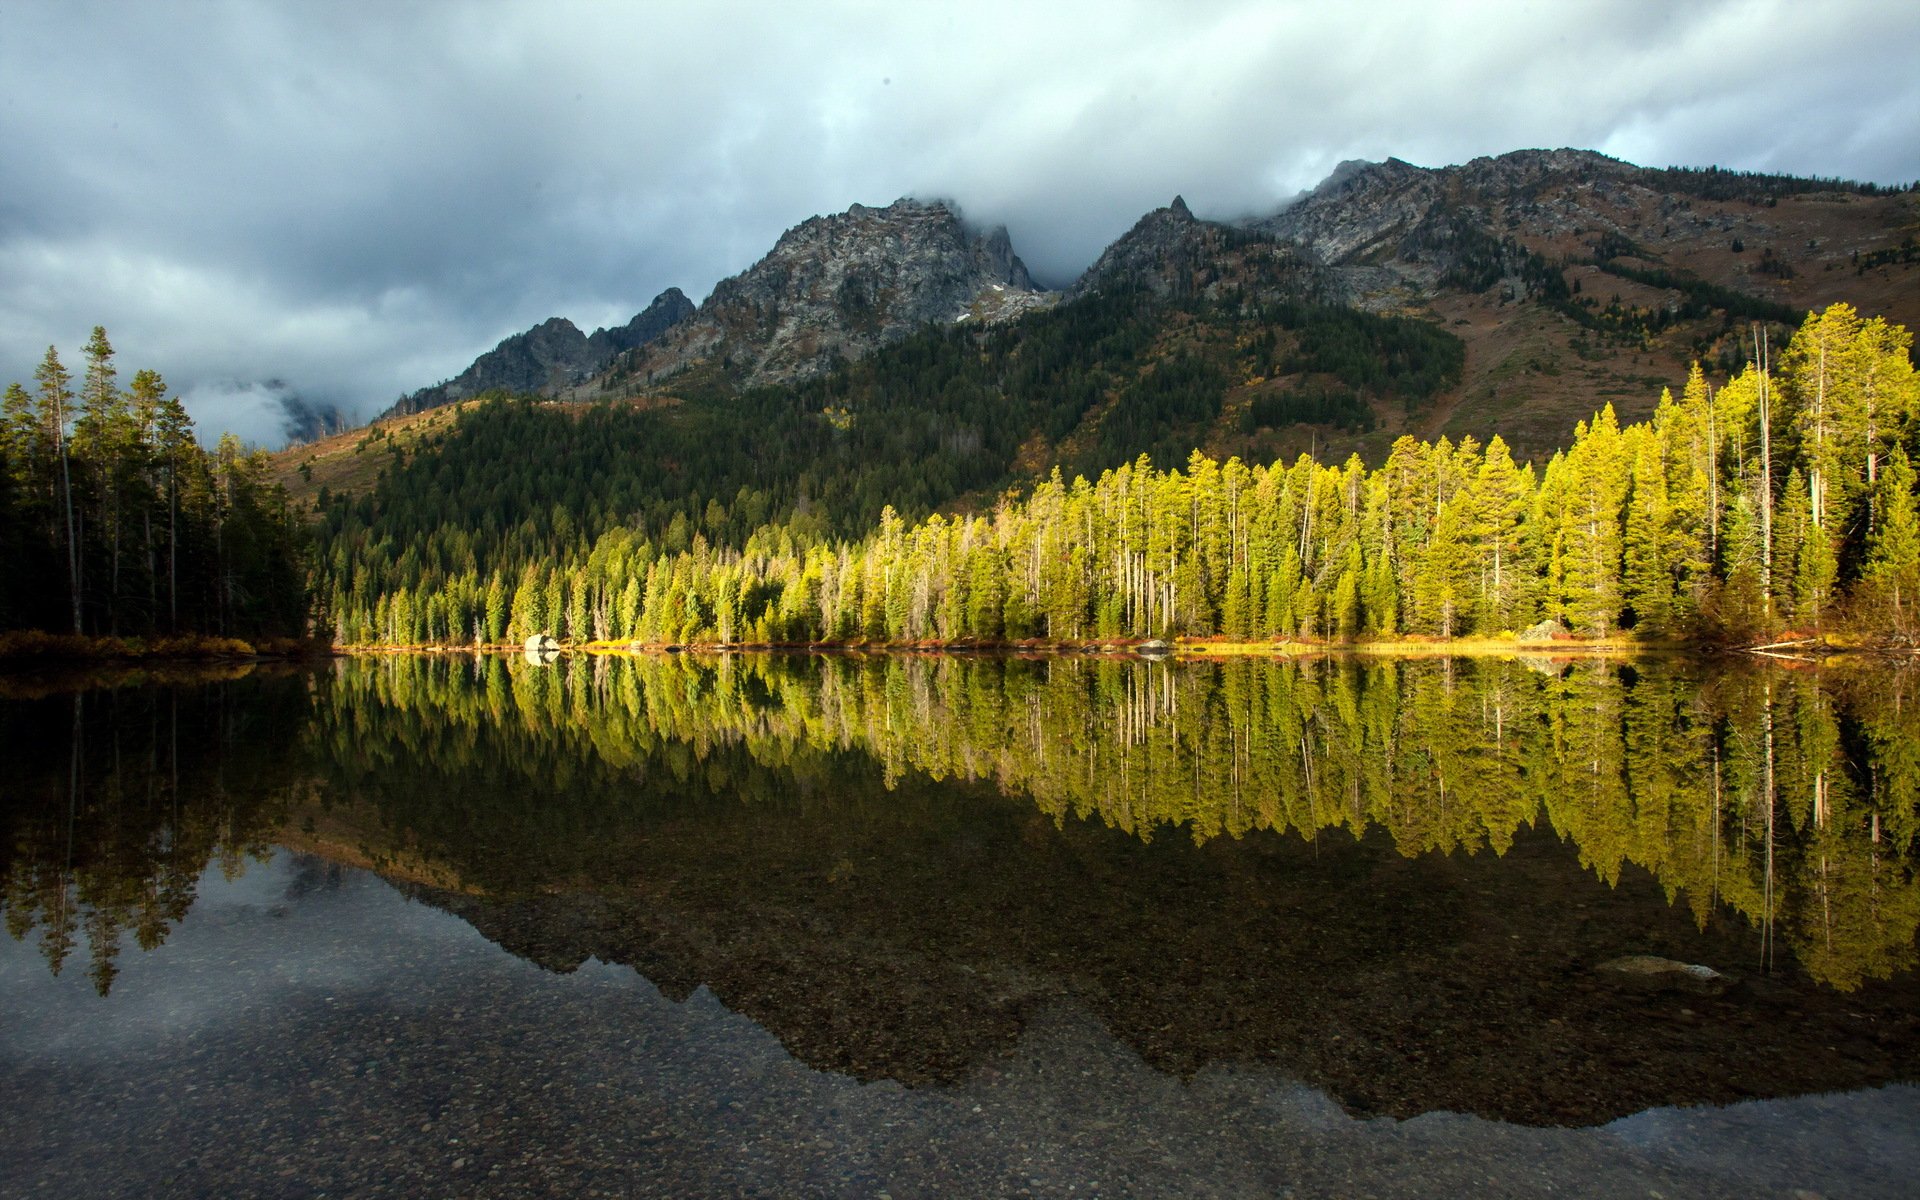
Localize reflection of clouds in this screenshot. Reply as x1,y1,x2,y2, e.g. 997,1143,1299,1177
0,852,505,1059
1607,1086,1920,1197
3,851,1917,1197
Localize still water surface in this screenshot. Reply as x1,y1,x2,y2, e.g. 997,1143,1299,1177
3,652,1918,1197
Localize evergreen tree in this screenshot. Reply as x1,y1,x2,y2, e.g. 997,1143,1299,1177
1861,449,1920,634
34,346,82,633
1622,428,1677,634
1551,407,1628,634
1469,437,1534,633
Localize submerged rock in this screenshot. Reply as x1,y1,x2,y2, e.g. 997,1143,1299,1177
1596,955,1732,993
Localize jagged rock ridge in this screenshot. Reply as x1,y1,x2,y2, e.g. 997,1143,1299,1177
594,198,1053,393
387,287,696,417
1246,147,1844,311
1070,194,1335,304
278,392,355,446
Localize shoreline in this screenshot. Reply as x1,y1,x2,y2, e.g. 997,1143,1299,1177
335,633,1891,661
6,631,1910,668
0,631,335,666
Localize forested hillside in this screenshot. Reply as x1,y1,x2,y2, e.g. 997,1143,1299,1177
1250,151,1920,452
310,287,1462,638
316,304,1916,648
0,330,307,640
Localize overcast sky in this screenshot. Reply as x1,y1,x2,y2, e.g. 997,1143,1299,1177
3,0,1916,446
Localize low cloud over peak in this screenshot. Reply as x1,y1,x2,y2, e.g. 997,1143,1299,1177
3,1,1914,445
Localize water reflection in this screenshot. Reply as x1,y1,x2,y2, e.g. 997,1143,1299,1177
9,850,1915,1199
0,677,307,997
294,652,1920,992
3,653,1919,1125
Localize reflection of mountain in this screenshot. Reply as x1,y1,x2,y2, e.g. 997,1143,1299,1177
5,654,1919,1125
402,814,1920,1126
304,652,1920,1123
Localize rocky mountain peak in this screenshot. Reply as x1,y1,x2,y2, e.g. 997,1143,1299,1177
598,197,1051,391
384,287,695,417
1243,147,1696,310
1071,196,1329,303
585,287,697,359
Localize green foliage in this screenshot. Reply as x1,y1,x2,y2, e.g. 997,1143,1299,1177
1589,257,1801,327
315,290,1465,645
1244,382,1373,433
1267,301,1464,404
1862,449,1920,634
1855,236,1920,274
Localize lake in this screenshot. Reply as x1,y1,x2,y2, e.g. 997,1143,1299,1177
4,651,1918,1197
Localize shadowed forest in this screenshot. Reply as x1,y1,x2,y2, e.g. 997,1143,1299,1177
0,331,306,640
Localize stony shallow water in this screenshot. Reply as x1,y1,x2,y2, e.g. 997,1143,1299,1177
3,652,1918,1197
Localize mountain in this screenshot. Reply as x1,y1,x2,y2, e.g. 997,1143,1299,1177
370,151,1914,455
1069,195,1334,304
1254,148,1915,318
1242,148,1920,448
386,287,695,417
278,391,356,446
288,149,1916,523
584,197,1053,396
272,148,1920,660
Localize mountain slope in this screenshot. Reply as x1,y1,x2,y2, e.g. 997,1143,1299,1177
293,148,1918,518
1246,148,1920,448
386,287,695,417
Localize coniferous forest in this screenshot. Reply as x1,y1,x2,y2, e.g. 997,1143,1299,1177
315,303,1918,648
0,329,307,642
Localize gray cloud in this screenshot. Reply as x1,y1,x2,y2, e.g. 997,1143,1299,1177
2,0,1915,445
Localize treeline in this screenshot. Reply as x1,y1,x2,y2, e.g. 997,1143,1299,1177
2,676,306,996
1430,207,1806,358
1659,164,1916,203
1,329,307,639
322,303,1917,648
1588,249,1802,328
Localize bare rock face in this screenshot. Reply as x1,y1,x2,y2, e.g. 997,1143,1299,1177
1251,148,1719,308
607,198,1052,391
1257,149,1647,259
388,287,696,416
586,287,700,359
1256,158,1444,269
1071,195,1334,304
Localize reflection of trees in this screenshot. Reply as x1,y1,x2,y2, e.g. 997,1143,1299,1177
316,653,1920,991
5,655,1916,994
0,680,306,994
